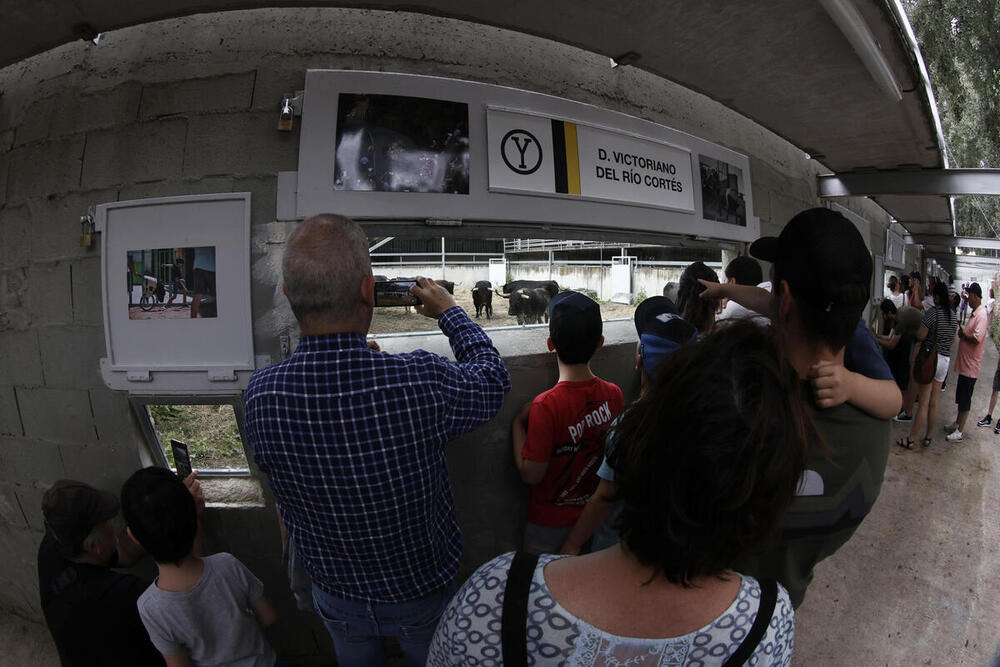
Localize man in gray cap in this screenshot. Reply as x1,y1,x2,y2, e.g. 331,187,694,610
38,477,202,665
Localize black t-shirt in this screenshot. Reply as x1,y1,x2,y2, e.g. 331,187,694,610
37,532,164,666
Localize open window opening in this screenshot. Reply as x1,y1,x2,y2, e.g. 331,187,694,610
367,234,724,337
130,395,264,507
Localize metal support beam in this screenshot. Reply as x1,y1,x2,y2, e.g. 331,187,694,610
907,235,1000,251
926,251,999,264
368,237,395,252
818,169,1000,197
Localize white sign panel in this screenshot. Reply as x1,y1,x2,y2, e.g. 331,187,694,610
296,70,760,243
487,109,695,213
486,111,555,193
576,125,693,212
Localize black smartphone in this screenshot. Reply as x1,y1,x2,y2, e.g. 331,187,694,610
374,280,421,307
171,439,193,479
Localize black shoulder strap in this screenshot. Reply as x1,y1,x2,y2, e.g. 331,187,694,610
722,578,778,667
501,551,540,667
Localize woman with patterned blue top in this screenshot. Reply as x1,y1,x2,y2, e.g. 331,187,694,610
429,321,816,666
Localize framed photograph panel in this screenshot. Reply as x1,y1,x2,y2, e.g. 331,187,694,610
96,193,254,391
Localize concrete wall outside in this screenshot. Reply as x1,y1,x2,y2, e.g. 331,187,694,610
0,7,889,658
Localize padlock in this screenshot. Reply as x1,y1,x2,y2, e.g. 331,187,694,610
80,234,92,247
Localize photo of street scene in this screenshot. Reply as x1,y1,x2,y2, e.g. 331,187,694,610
699,156,746,226
127,246,218,320
333,93,470,194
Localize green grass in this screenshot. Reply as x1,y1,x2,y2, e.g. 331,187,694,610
148,404,248,470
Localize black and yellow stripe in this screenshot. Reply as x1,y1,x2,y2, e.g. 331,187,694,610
551,120,581,195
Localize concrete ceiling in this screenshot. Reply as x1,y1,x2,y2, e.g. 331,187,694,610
0,0,958,265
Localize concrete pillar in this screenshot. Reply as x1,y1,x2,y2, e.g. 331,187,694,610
721,248,736,278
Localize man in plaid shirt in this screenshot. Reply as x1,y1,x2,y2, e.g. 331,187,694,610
244,214,510,666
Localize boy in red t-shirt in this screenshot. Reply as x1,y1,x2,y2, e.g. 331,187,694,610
512,290,625,554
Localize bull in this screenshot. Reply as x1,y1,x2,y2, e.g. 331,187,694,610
496,286,552,325
500,280,558,299
496,280,559,319
472,280,493,319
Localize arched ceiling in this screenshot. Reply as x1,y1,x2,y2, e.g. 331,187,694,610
0,1,959,268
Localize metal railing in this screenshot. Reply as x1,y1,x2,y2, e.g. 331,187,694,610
503,239,643,253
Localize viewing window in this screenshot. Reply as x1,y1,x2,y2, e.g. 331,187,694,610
367,235,722,336
131,396,251,476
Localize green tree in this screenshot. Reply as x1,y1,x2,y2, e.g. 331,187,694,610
903,0,1000,238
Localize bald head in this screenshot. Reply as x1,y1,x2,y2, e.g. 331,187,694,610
283,214,371,323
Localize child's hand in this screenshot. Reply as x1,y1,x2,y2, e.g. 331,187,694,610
808,361,852,409
697,279,729,301
183,471,206,515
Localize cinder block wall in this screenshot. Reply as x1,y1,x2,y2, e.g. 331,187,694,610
0,7,890,659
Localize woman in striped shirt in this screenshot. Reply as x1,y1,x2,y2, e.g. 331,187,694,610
901,281,959,449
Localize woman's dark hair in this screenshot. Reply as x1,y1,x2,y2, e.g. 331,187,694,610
676,261,719,334
121,466,197,566
933,281,952,321
887,275,898,291
880,297,897,315
609,321,814,587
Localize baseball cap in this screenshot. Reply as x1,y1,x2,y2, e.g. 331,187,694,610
42,480,119,555
749,207,871,316
549,290,602,335
633,296,698,377
967,282,982,298
548,291,603,363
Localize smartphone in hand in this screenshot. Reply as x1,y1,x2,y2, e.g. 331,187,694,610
374,280,421,307
171,439,193,479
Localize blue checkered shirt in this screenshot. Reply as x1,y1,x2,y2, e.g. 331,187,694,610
244,307,510,602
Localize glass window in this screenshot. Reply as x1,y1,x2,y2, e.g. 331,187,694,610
368,235,722,335
147,403,247,472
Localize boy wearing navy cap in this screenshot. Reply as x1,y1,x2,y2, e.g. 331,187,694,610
512,291,625,555
560,296,698,555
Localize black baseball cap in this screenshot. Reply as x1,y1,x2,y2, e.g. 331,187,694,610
548,291,603,363
633,296,698,376
967,282,982,298
42,480,119,555
749,208,871,316
549,290,602,335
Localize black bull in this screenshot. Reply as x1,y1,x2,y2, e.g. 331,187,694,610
495,286,553,325
472,280,493,319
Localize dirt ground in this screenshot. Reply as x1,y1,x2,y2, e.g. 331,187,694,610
369,288,636,334
128,303,193,320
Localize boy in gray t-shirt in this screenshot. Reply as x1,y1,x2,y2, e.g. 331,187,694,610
122,467,278,666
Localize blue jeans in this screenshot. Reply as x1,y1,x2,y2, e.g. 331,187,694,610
311,583,453,667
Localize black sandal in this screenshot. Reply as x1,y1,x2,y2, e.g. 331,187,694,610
896,437,916,450
921,437,932,448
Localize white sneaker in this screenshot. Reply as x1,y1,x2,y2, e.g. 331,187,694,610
946,430,964,442
944,421,960,434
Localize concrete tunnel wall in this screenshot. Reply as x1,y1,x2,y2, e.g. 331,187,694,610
0,7,895,659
